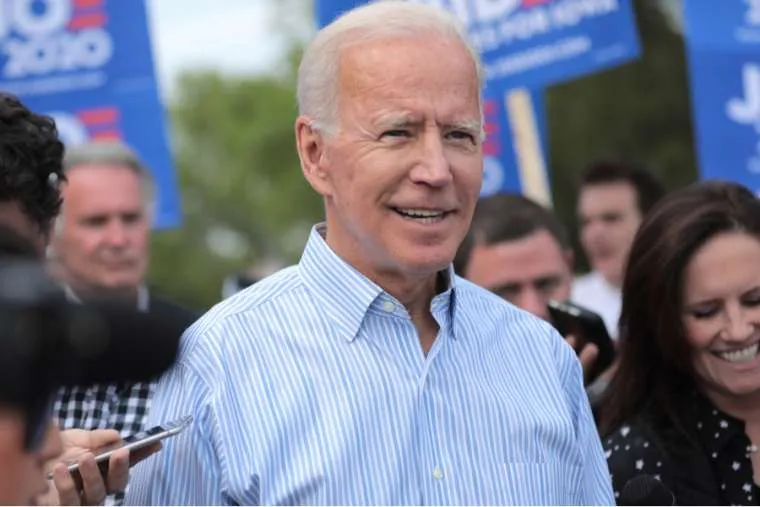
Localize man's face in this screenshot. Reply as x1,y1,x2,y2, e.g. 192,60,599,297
298,35,483,283
0,411,61,505
578,182,642,287
52,164,149,294
464,230,573,321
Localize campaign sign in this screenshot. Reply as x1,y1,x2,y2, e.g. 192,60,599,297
481,82,550,198
684,0,760,195
315,0,641,90
0,0,180,228
684,0,760,49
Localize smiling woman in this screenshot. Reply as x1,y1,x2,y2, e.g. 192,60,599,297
598,180,760,505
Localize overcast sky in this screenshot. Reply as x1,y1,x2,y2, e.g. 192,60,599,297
146,0,293,98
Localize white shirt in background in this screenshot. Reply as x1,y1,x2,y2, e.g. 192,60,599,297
571,271,622,340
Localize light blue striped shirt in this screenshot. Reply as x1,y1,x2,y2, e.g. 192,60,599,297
127,224,614,505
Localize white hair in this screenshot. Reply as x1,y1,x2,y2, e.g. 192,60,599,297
297,0,485,136
55,140,156,233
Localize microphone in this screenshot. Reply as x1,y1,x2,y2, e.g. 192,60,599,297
56,299,186,385
619,474,676,506
0,254,184,409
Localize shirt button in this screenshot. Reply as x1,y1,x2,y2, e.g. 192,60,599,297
382,300,395,313
432,467,444,480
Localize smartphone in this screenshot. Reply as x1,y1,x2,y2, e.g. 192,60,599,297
49,415,192,482
547,300,616,383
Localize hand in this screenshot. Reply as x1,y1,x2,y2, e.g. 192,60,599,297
36,428,161,506
565,334,599,382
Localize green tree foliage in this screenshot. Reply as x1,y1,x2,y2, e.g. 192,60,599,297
148,62,323,311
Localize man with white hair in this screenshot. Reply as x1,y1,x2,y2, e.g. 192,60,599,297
127,2,613,504
49,140,197,439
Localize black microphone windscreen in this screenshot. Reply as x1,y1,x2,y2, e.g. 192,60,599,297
0,228,185,410
58,301,185,385
619,474,676,506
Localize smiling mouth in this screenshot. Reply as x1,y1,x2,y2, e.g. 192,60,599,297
714,343,760,363
392,207,451,224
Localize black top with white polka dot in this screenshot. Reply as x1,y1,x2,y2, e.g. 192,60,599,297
604,393,760,505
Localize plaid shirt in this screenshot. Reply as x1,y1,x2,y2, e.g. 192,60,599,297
54,380,154,504
52,286,197,505
54,286,154,437
53,381,154,437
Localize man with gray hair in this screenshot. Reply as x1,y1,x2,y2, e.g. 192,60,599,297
49,140,197,440
128,1,613,504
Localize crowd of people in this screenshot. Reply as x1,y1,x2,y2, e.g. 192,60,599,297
0,0,758,505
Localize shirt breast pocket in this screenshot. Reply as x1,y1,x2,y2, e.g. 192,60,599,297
501,460,582,506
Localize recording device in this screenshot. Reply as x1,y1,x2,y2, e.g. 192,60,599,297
619,474,676,505
0,226,184,442
51,415,192,482
547,299,616,382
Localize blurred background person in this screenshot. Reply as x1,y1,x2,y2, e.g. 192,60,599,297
573,159,667,339
601,181,760,505
456,194,574,321
47,141,197,437
455,193,600,381
0,94,158,504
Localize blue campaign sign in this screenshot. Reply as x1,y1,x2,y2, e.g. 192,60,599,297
315,0,640,90
684,0,760,194
481,83,549,198
0,0,180,228
481,86,522,197
683,0,760,49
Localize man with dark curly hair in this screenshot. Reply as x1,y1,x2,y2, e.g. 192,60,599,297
0,93,66,255
0,93,154,505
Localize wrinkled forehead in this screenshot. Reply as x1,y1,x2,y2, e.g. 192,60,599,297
336,35,482,114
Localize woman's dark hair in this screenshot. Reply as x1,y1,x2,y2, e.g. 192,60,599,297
599,180,760,437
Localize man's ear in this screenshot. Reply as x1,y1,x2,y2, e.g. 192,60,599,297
295,116,332,197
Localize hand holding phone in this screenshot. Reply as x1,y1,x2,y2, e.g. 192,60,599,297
42,416,192,505
547,300,616,383
565,334,600,376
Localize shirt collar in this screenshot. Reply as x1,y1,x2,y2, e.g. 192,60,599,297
298,223,458,342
